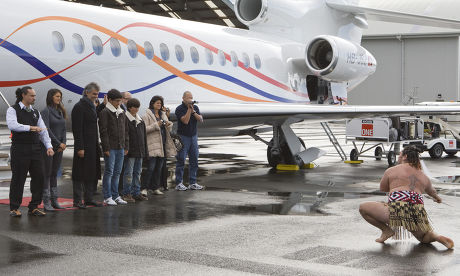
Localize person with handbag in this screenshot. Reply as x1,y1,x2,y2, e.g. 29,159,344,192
142,95,176,196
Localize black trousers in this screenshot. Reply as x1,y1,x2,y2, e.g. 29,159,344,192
73,180,95,203
9,144,44,211
43,150,63,190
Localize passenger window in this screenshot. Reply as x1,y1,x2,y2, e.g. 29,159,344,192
52,31,65,52
72,33,84,54
218,50,226,66
175,45,184,62
127,40,138,58
160,43,170,61
91,35,103,55
254,54,261,69
205,48,213,65
242,53,250,68
230,51,238,67
144,41,154,60
110,38,121,57
190,46,199,64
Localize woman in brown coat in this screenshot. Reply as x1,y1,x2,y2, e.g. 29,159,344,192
141,96,176,195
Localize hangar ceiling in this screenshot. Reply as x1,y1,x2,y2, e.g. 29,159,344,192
64,0,246,28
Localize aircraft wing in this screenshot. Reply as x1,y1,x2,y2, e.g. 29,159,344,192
326,0,460,30
197,103,460,121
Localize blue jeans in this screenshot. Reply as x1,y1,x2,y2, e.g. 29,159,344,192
123,157,142,196
175,135,199,185
103,149,124,199
144,157,164,190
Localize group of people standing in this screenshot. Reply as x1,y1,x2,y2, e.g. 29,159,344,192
7,83,203,217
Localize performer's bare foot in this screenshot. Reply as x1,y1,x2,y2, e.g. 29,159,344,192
375,229,395,243
438,236,454,249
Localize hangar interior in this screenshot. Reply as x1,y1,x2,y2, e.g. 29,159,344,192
350,33,460,105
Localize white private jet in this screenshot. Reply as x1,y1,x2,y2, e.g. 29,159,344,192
2,0,460,167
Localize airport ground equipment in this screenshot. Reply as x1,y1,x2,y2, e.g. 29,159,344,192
345,118,424,166
405,118,460,158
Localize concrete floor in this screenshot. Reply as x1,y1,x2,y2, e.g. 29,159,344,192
0,122,459,275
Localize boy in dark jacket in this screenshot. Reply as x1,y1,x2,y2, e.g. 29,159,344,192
122,98,149,202
99,89,129,206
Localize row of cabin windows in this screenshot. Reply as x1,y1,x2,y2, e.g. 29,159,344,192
52,31,262,69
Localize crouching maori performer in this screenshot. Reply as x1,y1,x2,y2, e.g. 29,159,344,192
359,145,454,249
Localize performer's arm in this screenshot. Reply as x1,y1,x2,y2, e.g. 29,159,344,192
425,180,442,203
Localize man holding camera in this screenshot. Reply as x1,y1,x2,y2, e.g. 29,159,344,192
174,91,203,191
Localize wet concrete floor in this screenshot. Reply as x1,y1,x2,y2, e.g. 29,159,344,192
0,122,460,275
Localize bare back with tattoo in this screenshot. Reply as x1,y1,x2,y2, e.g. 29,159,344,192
380,164,431,194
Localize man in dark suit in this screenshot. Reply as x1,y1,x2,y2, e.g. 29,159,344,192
71,82,103,208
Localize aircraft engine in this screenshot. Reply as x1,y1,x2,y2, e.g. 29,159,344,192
305,35,377,82
234,0,268,26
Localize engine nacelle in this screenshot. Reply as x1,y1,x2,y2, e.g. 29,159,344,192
305,35,377,82
234,0,269,26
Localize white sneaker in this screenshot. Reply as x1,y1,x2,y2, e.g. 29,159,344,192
104,197,117,206
141,189,148,196
189,183,203,190
175,183,188,191
153,189,164,195
114,196,127,205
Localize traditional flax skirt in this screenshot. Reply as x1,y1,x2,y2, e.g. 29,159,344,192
388,191,433,240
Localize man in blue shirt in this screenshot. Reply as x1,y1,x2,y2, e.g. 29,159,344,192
175,91,203,191
6,86,54,217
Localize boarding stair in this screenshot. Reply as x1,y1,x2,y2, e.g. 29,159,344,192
320,122,347,161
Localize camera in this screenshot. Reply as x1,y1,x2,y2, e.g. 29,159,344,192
189,100,199,105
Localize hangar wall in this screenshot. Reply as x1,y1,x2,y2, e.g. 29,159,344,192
349,35,460,105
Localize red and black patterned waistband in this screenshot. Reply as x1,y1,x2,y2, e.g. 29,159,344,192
388,191,424,204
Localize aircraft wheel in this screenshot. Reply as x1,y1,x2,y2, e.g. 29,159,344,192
387,151,396,167
374,146,383,161
429,143,444,159
350,149,359,161
267,143,281,168
267,137,306,168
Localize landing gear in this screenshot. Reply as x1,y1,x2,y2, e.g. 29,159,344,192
247,122,325,168
267,137,305,168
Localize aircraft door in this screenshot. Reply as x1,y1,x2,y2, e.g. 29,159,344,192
306,75,329,104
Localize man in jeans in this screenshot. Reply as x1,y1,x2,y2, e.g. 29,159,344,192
174,91,203,191
99,89,129,205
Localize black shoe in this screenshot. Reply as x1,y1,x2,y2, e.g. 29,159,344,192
84,201,103,207
73,202,87,209
51,199,65,209
28,208,46,216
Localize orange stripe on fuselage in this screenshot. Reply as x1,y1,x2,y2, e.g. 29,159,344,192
0,16,270,102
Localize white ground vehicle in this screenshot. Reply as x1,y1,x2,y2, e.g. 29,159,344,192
411,120,460,158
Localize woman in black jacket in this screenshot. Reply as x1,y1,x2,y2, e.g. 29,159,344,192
41,89,67,211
